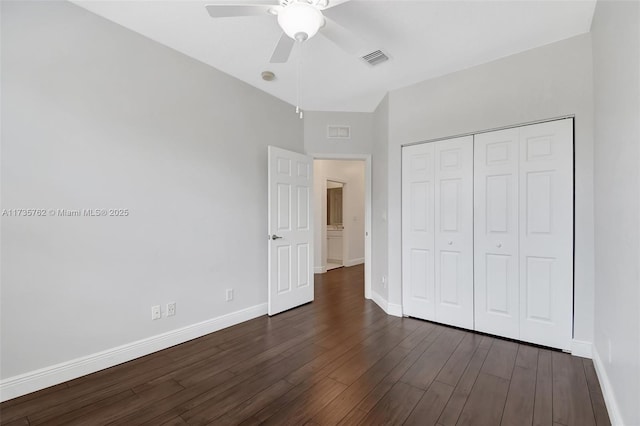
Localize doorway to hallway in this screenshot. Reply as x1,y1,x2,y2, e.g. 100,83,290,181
313,159,367,286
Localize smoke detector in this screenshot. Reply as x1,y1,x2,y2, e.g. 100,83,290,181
262,71,276,81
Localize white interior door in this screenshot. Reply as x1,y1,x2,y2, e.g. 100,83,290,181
268,146,314,316
518,120,573,350
474,128,520,339
402,143,436,320
434,136,474,329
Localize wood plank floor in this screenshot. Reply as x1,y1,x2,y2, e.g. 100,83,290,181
0,265,610,425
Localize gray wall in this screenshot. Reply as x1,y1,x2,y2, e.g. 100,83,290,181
1,0,303,379
591,1,640,424
371,96,389,301
386,34,595,345
304,111,373,155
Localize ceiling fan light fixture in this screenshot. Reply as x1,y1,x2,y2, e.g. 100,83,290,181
277,2,324,41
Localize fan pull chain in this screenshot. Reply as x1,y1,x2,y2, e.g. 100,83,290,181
296,39,303,119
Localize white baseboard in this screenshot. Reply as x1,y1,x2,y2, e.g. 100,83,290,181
314,266,327,274
370,290,402,317
371,290,389,313
387,303,403,317
344,258,364,267
592,346,624,426
0,303,268,403
571,339,593,358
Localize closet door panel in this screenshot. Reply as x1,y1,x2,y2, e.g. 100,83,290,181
519,119,573,351
434,136,474,329
474,129,520,339
402,143,436,320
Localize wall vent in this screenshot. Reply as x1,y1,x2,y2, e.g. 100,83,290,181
327,125,351,139
362,50,389,66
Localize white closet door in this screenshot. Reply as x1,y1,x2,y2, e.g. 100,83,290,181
474,129,520,339
402,143,436,320
519,119,573,350
434,136,474,329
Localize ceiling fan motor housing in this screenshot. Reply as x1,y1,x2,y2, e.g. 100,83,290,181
277,1,324,41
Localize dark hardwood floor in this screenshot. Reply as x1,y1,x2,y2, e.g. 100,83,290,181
0,265,610,425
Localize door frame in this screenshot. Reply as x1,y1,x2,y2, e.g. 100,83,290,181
311,154,372,300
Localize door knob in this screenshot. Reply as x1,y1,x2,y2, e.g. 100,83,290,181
271,235,283,240
448,241,453,245
497,243,502,248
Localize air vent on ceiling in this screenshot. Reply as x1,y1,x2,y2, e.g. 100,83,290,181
362,50,389,66
327,125,351,139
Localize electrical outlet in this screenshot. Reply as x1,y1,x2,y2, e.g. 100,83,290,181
226,289,234,302
167,302,176,317
151,305,161,320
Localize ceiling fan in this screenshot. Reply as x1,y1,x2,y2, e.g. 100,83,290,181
205,0,366,63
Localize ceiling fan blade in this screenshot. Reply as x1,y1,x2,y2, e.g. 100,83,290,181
321,0,352,10
205,4,274,18
270,33,295,63
320,17,368,56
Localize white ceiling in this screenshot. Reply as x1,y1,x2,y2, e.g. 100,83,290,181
71,0,596,112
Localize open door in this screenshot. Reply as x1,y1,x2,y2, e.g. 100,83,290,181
268,146,314,316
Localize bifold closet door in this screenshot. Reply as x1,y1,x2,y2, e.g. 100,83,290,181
474,128,520,340
474,119,573,350
519,120,573,350
402,136,473,329
434,137,474,329
402,142,435,320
